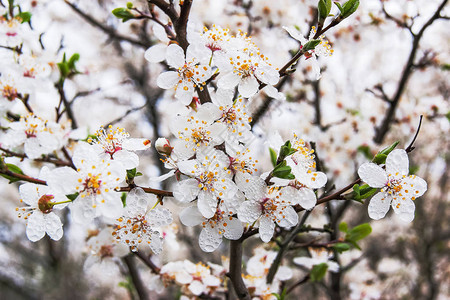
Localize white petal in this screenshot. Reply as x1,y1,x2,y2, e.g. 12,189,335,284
166,43,185,68
122,138,151,151
144,44,167,63
188,280,206,296
222,217,243,240
368,192,392,220
255,65,279,85
19,183,39,206
293,257,314,269
175,83,195,105
391,198,415,222
70,199,96,224
283,26,307,43
259,216,275,243
386,149,409,178
238,76,259,98
358,163,387,188
276,205,298,229
113,150,139,170
157,71,179,89
197,191,217,219
235,173,266,201
405,175,427,198
149,231,164,254
237,201,262,223
296,188,317,210
327,261,340,273
26,212,46,242
177,159,199,175
148,207,173,227
173,179,200,203
153,24,169,42
217,72,240,90
99,193,124,219
24,138,45,159
46,167,79,194
199,226,222,252
44,212,63,241
179,206,204,227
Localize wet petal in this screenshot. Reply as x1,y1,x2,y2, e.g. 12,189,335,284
358,162,387,188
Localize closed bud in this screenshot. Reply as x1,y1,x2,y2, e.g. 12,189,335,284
155,138,172,155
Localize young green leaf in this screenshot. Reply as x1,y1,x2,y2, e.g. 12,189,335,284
332,242,350,253
17,12,31,23
310,263,328,281
66,192,79,201
303,39,321,52
112,7,136,22
339,222,348,233
269,147,277,167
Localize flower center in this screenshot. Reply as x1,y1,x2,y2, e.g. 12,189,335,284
99,245,114,259
2,85,18,101
38,194,55,214
82,174,102,195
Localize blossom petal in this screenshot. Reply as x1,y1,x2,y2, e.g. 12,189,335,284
238,76,259,98
368,192,392,220
391,198,415,222
19,183,39,206
255,65,279,85
405,175,427,198
217,72,240,90
173,179,200,203
259,216,275,243
122,138,151,151
199,226,222,252
386,149,409,178
26,212,46,242
358,162,387,188
179,206,204,227
113,150,139,170
157,71,179,89
144,44,167,63
276,205,298,229
222,217,243,240
175,82,195,105
237,200,262,223
197,191,217,219
148,207,173,227
296,187,317,210
166,44,185,68
283,26,307,43
44,212,63,241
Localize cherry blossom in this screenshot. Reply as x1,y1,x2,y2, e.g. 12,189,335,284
112,188,172,253
17,182,66,242
293,248,339,272
237,173,299,242
156,44,212,105
173,148,238,219
46,143,126,223
88,125,151,170
358,149,427,222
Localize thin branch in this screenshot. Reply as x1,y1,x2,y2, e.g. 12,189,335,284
0,147,73,167
285,275,310,295
65,1,151,49
374,0,448,144
134,251,161,274
118,185,173,198
405,115,423,153
123,255,150,300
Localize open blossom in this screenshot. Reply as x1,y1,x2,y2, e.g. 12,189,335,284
17,182,66,242
47,143,126,223
173,149,238,219
358,149,427,222
112,188,172,253
170,103,226,159
237,173,299,242
293,248,339,272
283,25,333,79
160,260,221,296
88,125,151,170
179,196,244,252
216,48,280,98
4,113,65,159
157,44,212,105
84,227,129,271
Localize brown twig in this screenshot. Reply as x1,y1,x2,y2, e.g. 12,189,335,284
118,185,173,198
228,240,251,300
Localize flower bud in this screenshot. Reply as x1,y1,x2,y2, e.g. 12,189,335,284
155,138,172,156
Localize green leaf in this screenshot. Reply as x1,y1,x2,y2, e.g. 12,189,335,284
378,141,399,156
341,0,359,18
446,111,450,122
68,53,80,70
126,2,133,9
346,223,372,243
409,165,419,175
271,293,281,300
126,168,137,180
17,12,31,23
66,192,79,201
358,184,377,199
112,7,136,22
6,163,24,175
318,0,332,21
121,192,127,207
372,153,387,164
339,222,348,233
357,145,372,160
332,242,350,253
310,263,328,281
303,39,321,52
334,1,343,13
273,165,294,179
269,147,277,167
136,172,143,177
57,61,69,79
352,184,361,198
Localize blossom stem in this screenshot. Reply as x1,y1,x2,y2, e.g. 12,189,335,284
118,185,173,197
50,200,73,206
